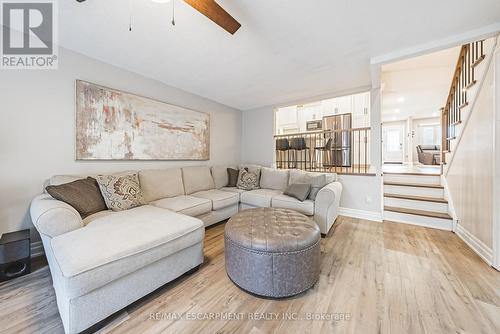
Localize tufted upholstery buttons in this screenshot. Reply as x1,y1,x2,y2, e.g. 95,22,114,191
224,207,320,252
224,208,321,298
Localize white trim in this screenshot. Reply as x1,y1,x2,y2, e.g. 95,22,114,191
371,22,500,65
339,207,382,222
493,42,500,270
441,175,458,231
246,85,372,112
31,241,44,258
455,224,493,266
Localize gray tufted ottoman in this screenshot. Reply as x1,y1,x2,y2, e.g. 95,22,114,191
224,208,321,298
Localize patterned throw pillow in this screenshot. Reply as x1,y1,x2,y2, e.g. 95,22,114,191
95,172,144,211
237,169,261,191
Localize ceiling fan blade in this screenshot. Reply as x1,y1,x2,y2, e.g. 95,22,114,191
183,0,241,35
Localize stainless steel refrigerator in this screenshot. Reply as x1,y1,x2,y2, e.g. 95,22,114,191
323,113,352,167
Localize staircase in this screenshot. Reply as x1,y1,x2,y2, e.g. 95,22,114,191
381,37,496,231
383,172,453,230
442,38,496,166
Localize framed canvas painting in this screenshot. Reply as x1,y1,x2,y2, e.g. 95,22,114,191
75,80,210,160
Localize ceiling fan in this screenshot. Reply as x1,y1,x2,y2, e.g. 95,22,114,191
75,0,241,35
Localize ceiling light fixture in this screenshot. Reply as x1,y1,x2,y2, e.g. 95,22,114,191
394,109,400,113
397,97,405,103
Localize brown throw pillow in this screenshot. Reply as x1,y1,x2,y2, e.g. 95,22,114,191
227,167,247,187
46,177,107,219
284,183,312,202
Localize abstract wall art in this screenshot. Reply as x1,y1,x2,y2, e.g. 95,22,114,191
75,80,210,160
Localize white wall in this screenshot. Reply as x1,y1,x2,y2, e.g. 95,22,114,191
446,53,495,250
241,106,275,166
0,47,242,240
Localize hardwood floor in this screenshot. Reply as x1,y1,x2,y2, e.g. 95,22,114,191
1,217,499,334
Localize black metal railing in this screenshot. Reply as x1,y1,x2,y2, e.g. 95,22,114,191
274,127,371,174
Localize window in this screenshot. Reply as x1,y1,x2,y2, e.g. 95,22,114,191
419,124,440,145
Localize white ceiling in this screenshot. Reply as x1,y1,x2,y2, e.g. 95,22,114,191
381,46,461,122
59,0,500,111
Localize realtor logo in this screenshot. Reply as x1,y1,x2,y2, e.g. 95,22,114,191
1,0,58,69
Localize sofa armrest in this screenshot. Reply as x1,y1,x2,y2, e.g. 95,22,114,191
314,181,342,235
30,194,83,238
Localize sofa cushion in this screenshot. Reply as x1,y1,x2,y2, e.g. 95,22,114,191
182,166,215,195
192,189,239,210
150,196,212,217
45,177,107,219
82,209,114,226
220,187,247,200
95,172,145,211
139,168,184,202
259,167,289,191
271,195,315,216
240,189,283,207
210,166,230,189
50,205,204,298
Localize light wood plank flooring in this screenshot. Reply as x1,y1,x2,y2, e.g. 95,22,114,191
1,217,499,334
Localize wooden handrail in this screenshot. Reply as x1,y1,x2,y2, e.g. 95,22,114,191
274,127,371,138
441,40,484,165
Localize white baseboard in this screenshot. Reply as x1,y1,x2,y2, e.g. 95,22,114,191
455,224,493,266
31,241,44,258
338,207,382,222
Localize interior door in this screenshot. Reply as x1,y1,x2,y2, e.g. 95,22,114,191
383,124,404,163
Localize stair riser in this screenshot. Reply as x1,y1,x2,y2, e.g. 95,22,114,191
383,211,452,231
383,174,441,185
383,185,444,198
384,197,448,213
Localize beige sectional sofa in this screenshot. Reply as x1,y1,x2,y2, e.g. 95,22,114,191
30,165,342,334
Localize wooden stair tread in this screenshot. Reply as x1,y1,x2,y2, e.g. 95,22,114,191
382,172,441,176
384,206,452,220
383,181,444,189
471,55,485,68
384,193,448,203
465,80,477,89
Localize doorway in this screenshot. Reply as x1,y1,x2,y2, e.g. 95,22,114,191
382,123,405,163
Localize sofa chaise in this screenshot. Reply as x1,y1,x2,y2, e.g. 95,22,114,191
30,165,342,333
